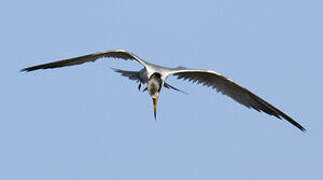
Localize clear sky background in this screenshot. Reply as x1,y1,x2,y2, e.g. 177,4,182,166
1,0,322,179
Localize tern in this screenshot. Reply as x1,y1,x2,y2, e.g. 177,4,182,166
21,49,305,132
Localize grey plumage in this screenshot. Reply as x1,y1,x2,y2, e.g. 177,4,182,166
21,49,148,72
171,69,304,131
21,49,305,132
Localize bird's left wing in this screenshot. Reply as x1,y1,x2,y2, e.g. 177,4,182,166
168,68,305,132
21,49,148,72
163,82,188,94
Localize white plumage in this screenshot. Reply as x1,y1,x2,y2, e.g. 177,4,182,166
21,49,305,132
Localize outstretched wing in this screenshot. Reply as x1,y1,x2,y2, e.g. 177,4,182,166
21,49,147,72
168,68,305,132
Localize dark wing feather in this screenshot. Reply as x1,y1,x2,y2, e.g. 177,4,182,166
164,82,188,94
170,69,305,132
21,49,147,72
111,68,142,83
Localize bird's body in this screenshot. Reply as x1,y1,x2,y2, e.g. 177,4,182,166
22,49,305,132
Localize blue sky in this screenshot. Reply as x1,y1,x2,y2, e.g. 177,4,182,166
1,0,322,179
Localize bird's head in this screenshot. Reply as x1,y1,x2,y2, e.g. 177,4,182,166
147,73,163,119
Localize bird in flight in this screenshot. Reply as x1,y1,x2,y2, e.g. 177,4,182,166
21,49,305,132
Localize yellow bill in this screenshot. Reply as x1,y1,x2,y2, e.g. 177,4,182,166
153,97,158,120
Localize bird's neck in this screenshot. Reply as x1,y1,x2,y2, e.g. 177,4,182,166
148,77,162,96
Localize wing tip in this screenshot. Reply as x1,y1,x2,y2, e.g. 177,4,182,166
20,66,43,72
280,114,306,132
20,67,32,72
296,123,306,132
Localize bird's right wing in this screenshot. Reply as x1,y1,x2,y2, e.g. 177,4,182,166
21,49,148,72
111,68,142,83
168,68,305,132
